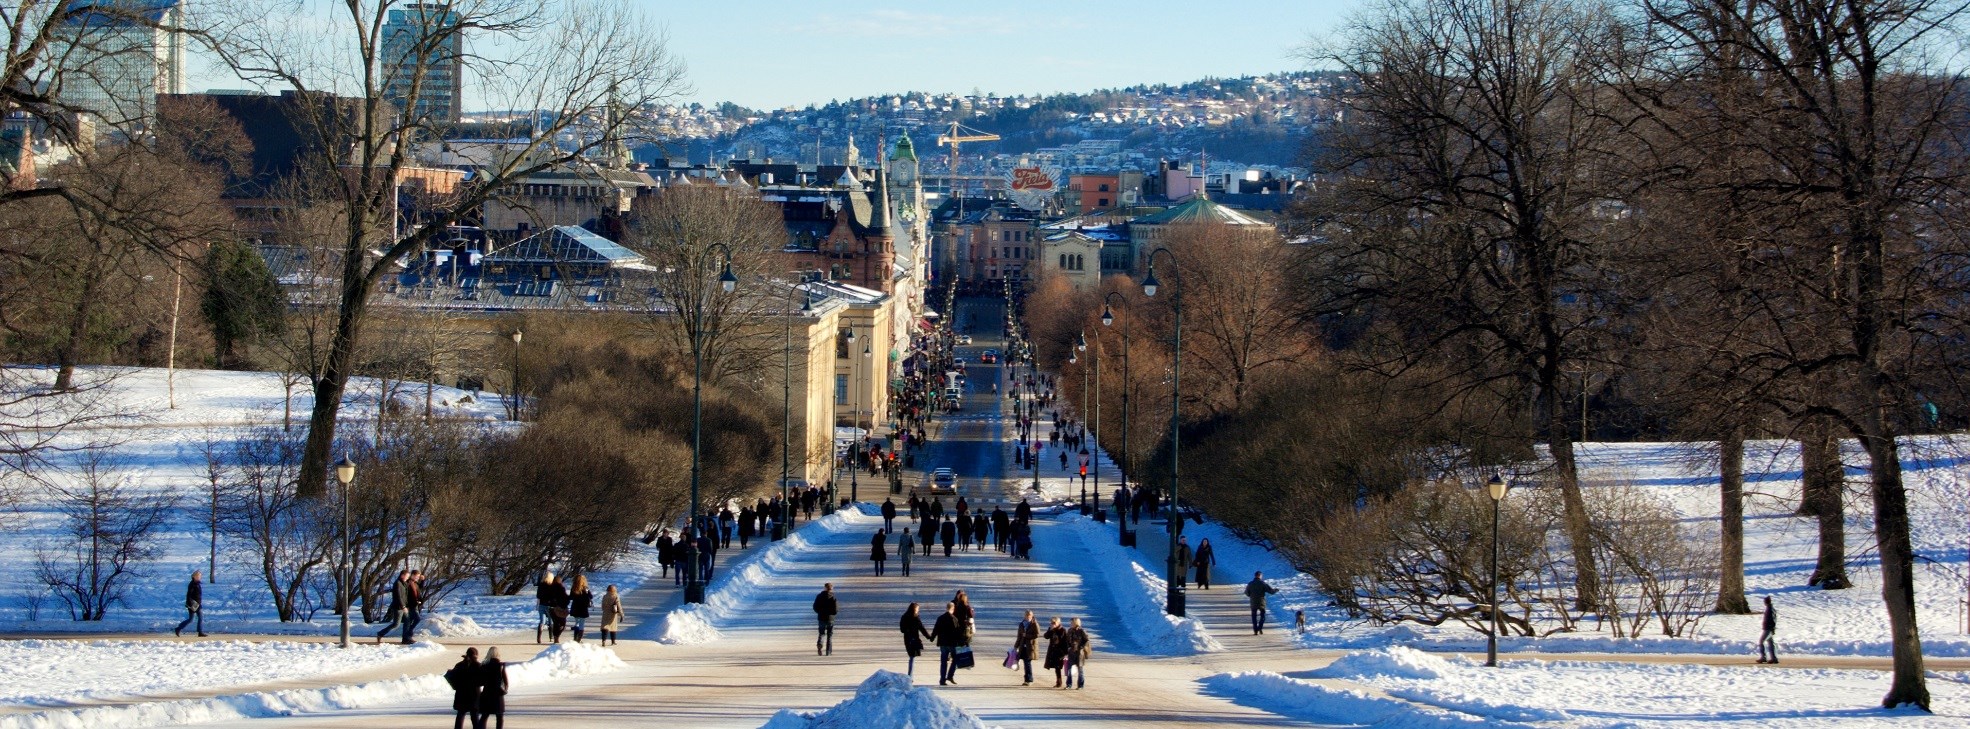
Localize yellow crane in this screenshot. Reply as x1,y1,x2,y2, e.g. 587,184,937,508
936,121,1000,197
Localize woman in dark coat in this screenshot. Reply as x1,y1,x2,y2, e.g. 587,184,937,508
899,602,932,676
738,506,756,548
971,513,989,550
1043,617,1069,687
475,647,509,729
870,529,889,576
1016,610,1041,685
447,647,479,729
1194,538,1216,590
919,521,936,555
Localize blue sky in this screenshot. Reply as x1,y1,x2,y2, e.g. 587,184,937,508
663,1,1352,108
184,1,1354,110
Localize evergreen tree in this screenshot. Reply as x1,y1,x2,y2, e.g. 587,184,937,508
200,238,285,370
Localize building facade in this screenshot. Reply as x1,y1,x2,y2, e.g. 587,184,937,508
381,2,464,124
58,0,186,133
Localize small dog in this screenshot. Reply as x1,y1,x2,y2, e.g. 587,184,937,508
1295,610,1308,633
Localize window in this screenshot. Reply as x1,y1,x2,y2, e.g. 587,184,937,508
1098,183,1110,192
835,374,849,404
1098,198,1109,207
836,328,851,359
1058,253,1067,269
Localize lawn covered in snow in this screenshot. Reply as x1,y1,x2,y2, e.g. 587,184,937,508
1208,647,1970,727
0,366,656,641
0,639,440,709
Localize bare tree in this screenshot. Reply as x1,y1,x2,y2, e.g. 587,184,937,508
34,447,177,621
205,0,686,496
1302,0,1637,610
625,182,791,390
215,425,336,622
1634,0,1970,709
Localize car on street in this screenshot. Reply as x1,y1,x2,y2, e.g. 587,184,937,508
957,335,973,345
981,349,999,364
927,468,958,494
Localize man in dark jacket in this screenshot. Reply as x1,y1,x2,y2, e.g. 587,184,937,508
992,507,1010,552
656,530,676,582
813,583,838,655
939,516,958,557
1015,498,1032,523
1758,595,1779,664
376,569,412,643
931,601,966,685
1245,571,1280,635
173,571,205,637
881,498,897,533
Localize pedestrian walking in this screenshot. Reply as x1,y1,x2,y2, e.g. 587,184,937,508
697,529,717,583
1245,570,1280,635
656,530,676,582
900,528,915,576
932,601,967,686
533,572,557,642
538,572,570,643
738,506,756,548
719,506,735,548
900,602,932,676
1194,538,1216,590
474,647,509,729
1043,617,1068,687
1758,595,1779,664
1016,610,1041,685
814,583,838,656
567,574,594,643
871,529,889,576
954,589,976,641
882,498,898,533
919,521,936,555
972,512,989,550
446,647,480,729
992,507,1010,551
376,569,413,644
1064,617,1089,689
1172,536,1193,588
173,570,205,637
940,517,957,557
599,585,625,646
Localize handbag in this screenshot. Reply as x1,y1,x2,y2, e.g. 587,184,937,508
953,646,975,669
1003,648,1019,669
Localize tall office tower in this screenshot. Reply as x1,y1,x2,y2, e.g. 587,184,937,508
381,3,464,125
58,0,186,134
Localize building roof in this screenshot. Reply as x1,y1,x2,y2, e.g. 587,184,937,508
1133,195,1269,227
486,225,643,266
62,0,180,25
890,134,917,162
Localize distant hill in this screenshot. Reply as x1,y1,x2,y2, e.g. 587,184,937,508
647,71,1349,173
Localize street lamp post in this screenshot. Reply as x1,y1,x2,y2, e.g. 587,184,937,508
854,330,872,503
1487,474,1509,667
509,330,523,420
1143,247,1185,617
1072,331,1088,513
778,281,810,541
334,455,356,649
1102,291,1133,544
684,243,739,605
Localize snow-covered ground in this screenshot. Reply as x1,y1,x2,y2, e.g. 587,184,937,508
761,670,995,729
0,641,623,729
1210,646,1970,727
657,507,867,645
1045,513,1221,655
0,639,441,709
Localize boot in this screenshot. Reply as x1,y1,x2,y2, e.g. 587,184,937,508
573,627,583,643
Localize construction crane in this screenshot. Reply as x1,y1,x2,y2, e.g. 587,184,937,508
936,121,1000,198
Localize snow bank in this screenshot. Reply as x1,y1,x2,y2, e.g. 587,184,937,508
1201,671,1513,728
0,639,441,709
1275,648,1970,727
1312,646,1456,681
0,642,624,729
759,670,994,729
1050,513,1221,655
657,509,865,645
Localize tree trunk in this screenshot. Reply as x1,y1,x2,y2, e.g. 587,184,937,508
54,273,103,391
1548,434,1601,614
298,282,373,498
1799,422,1851,590
1715,429,1750,613
1863,417,1929,709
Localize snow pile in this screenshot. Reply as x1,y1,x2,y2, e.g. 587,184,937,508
0,642,624,729
759,670,993,729
657,509,865,644
1312,646,1456,681
1050,513,1222,655
1201,671,1511,728
0,639,442,709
